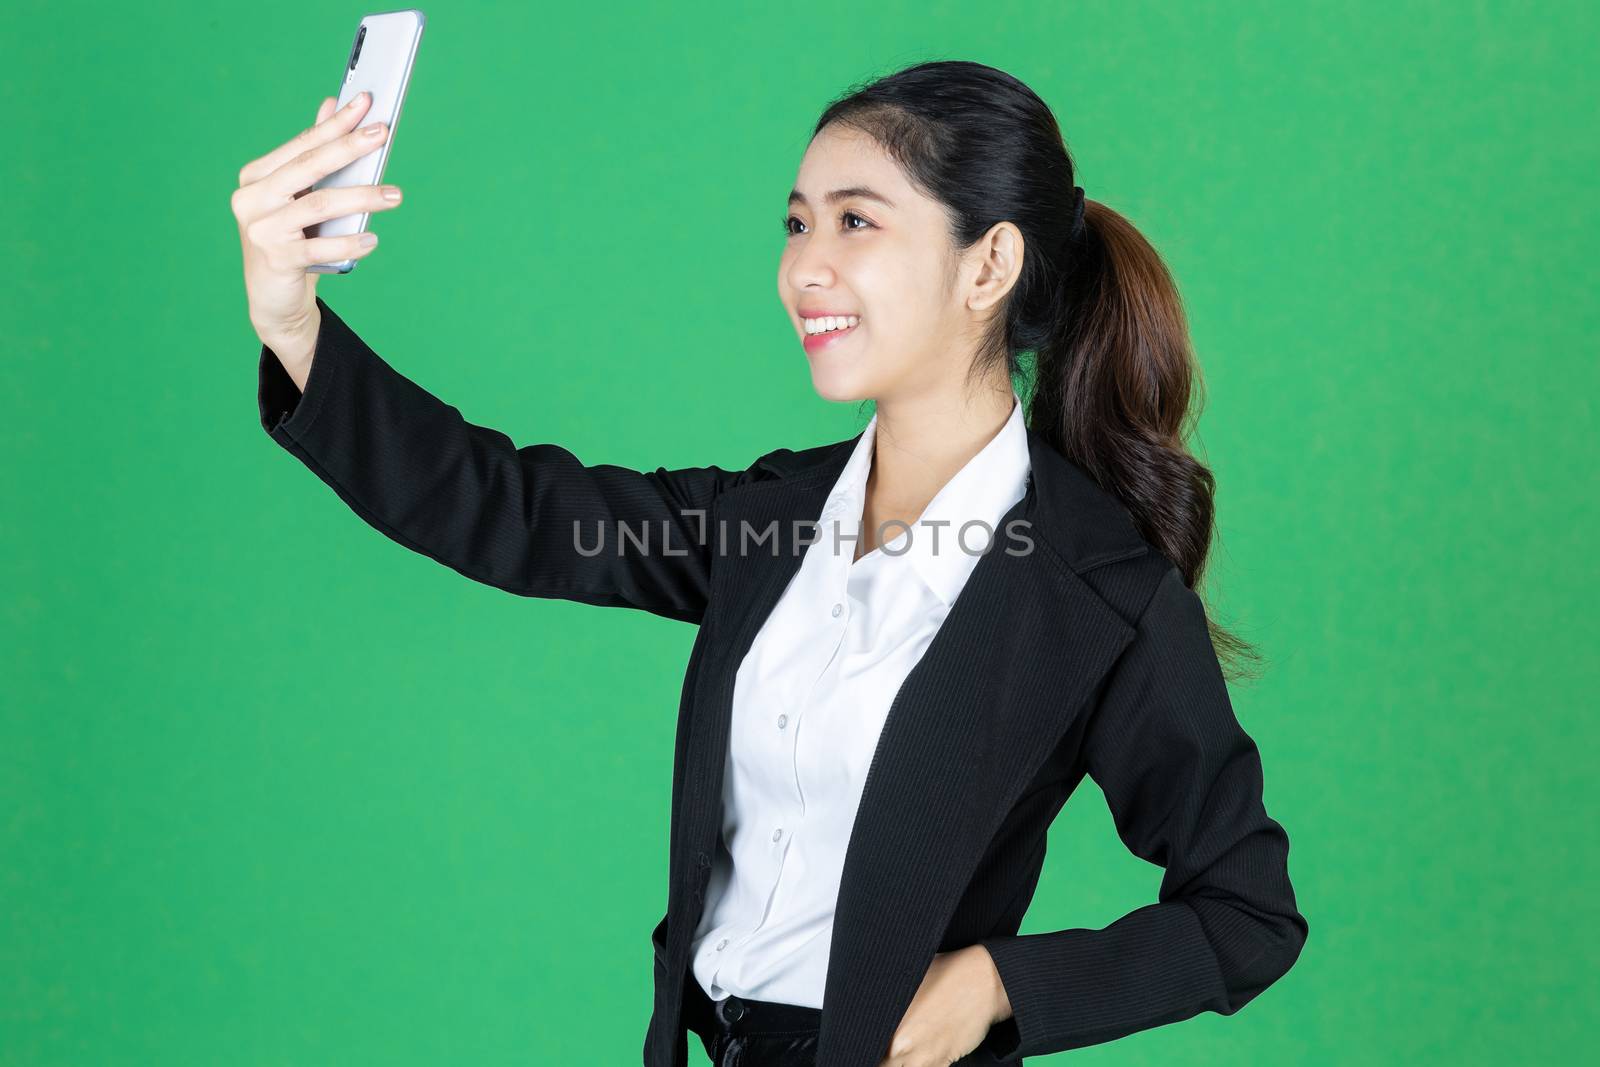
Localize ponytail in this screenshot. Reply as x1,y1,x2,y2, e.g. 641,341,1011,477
1033,200,1262,681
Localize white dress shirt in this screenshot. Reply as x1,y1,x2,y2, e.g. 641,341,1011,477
689,390,1033,1008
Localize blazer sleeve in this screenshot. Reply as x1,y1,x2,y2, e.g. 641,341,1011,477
256,296,762,625
976,564,1308,1059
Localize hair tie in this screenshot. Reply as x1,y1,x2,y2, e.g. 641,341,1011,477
1068,185,1087,241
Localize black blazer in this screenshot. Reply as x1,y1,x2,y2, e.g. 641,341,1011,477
257,298,1307,1066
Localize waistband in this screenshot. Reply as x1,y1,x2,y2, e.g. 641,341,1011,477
683,975,823,1039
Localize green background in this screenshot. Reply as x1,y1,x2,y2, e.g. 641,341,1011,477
3,0,1594,1063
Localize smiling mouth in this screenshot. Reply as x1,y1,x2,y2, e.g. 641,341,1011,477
801,317,860,351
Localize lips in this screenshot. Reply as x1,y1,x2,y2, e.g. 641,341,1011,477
801,318,859,355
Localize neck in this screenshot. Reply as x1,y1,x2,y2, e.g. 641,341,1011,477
863,379,1017,528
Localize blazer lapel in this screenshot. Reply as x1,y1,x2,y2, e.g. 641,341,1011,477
671,436,857,957
814,480,1143,1065
677,424,1149,1066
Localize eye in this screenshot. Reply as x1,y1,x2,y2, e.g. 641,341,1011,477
781,210,877,237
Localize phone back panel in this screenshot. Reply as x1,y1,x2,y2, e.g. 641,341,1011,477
307,9,425,273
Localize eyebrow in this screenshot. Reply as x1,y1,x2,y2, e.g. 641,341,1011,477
788,185,897,210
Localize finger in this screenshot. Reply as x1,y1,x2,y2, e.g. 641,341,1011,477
291,97,341,201
238,90,371,189
259,119,390,204
276,183,402,233
289,231,382,270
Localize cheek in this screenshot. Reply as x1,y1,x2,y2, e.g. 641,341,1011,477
844,257,910,326
857,270,935,347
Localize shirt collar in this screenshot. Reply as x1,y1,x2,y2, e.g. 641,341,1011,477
819,390,1033,606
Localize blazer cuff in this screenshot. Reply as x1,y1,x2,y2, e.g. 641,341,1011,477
257,296,346,443
976,909,1226,1060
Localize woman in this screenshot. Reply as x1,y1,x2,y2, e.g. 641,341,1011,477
233,60,1306,1067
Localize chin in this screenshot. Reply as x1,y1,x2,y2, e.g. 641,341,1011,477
806,365,874,404
803,340,880,403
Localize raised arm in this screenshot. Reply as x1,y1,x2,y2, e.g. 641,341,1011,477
234,96,761,624
976,564,1308,1058
259,296,763,624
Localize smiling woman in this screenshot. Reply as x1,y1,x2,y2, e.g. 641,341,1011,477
769,66,1257,675
670,61,1300,1067
240,56,1303,1067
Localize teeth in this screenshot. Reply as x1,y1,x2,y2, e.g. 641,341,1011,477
803,315,860,335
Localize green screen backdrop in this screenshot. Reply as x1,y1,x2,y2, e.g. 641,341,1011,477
3,1,1594,1063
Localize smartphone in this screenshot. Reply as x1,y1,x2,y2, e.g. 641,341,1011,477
306,9,426,273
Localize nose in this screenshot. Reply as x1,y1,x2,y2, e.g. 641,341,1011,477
782,229,838,294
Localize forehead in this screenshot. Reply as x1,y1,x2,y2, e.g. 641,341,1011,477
790,124,918,209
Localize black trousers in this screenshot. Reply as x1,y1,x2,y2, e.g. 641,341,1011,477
682,975,823,1067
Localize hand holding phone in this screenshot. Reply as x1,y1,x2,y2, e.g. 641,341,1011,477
231,10,424,377
306,10,425,273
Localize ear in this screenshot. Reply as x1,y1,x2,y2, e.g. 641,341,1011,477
965,220,1025,314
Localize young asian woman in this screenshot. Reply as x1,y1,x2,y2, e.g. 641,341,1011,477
247,60,1306,1067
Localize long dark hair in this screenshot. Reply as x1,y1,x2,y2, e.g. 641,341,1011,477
812,59,1262,682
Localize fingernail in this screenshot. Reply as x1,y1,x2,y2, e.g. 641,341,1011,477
381,186,402,201
360,122,384,137
359,232,378,248
346,92,364,110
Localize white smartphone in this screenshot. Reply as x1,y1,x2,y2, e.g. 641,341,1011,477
306,9,426,273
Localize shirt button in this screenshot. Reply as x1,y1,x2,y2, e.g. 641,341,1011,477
777,714,787,729
716,938,728,951
831,602,843,617
772,828,783,842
